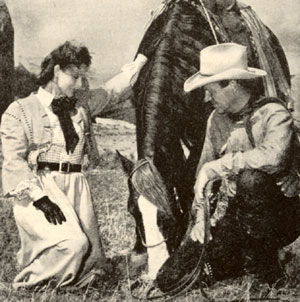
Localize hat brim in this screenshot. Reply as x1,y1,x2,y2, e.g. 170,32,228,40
184,67,267,92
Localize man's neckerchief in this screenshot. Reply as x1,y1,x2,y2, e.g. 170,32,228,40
51,96,79,154
226,94,258,122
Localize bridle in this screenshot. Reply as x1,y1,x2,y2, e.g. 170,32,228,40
136,225,167,249
128,159,150,180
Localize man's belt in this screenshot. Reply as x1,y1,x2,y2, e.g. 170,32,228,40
37,161,82,173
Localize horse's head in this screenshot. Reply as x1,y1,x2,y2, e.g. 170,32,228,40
117,151,189,265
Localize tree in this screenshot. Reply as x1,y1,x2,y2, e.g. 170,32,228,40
0,0,14,120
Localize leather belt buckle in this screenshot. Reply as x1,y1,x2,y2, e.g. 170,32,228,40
59,161,71,173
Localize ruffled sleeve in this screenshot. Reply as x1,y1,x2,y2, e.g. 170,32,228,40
1,102,46,203
103,54,148,93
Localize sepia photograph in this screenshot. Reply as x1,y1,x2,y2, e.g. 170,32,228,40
0,0,300,301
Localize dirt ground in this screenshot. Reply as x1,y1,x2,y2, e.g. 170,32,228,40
1,118,300,301
94,118,137,160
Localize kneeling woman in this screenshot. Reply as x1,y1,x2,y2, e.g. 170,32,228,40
1,41,119,289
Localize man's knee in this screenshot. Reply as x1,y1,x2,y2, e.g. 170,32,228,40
236,170,278,202
238,170,270,191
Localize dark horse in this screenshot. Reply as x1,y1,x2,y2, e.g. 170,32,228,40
119,0,291,279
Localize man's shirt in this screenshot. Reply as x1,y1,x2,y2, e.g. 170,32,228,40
196,101,293,198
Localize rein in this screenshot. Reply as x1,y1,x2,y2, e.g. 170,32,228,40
199,0,219,44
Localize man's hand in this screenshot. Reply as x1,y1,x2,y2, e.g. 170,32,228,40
194,164,211,201
277,171,300,198
190,219,205,243
193,166,210,244
192,163,219,243
33,196,66,225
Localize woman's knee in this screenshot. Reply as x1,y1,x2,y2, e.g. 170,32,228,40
58,233,89,257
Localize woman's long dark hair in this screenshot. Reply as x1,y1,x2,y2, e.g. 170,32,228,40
37,40,92,86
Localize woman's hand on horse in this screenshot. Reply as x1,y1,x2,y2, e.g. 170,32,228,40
33,196,67,225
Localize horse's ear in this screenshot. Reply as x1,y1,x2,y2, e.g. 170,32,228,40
116,150,134,176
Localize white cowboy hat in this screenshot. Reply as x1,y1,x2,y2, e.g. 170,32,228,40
184,43,266,92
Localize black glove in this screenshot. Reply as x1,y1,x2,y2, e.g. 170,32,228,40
33,196,67,225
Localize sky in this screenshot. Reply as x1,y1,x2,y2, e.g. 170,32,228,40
5,0,300,86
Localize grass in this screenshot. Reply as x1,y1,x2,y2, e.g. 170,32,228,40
1,152,300,301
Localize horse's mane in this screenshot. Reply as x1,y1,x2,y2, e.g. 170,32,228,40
130,158,175,220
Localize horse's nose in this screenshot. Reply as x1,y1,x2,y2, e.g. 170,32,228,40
204,90,213,103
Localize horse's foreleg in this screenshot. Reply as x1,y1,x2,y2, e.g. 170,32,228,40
138,195,169,279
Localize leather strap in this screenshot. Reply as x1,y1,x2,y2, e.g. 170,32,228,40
244,97,287,148
37,161,81,173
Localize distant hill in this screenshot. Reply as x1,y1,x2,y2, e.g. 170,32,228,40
13,63,135,124
14,61,299,125
14,64,38,98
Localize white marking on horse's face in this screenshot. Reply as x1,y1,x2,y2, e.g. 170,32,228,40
138,195,169,280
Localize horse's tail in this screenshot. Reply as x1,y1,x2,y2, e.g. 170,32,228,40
130,158,175,220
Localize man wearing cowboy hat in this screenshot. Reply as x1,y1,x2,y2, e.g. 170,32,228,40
185,43,300,284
